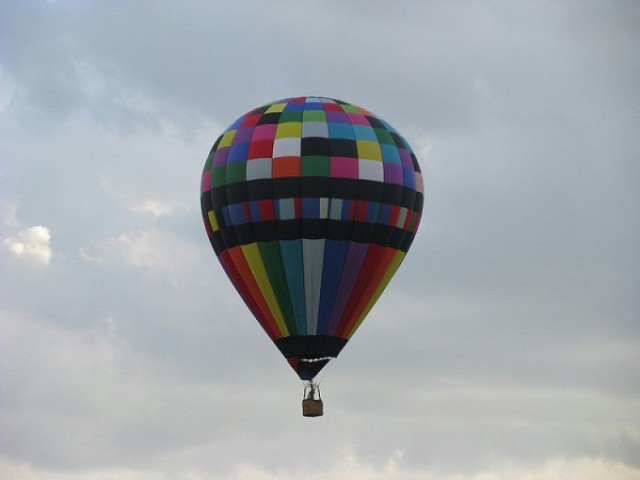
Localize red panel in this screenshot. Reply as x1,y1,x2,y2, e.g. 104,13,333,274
410,212,422,233
294,197,302,219
240,114,261,127
323,102,342,112
247,140,274,159
242,202,251,222
346,199,356,220
355,200,368,222
272,156,301,178
259,199,275,221
388,205,400,227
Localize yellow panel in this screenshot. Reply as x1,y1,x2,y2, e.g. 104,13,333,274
207,210,219,232
275,122,302,138
241,243,289,335
357,140,382,161
218,130,237,148
347,250,406,338
265,102,287,113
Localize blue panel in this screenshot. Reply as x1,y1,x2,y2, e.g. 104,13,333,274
328,122,355,140
280,239,306,335
352,125,377,141
365,201,381,223
378,203,391,225
304,102,323,110
249,200,261,221
228,203,247,225
403,167,416,189
381,144,401,164
316,240,349,335
284,102,305,111
222,205,232,226
227,142,249,163
302,197,320,219
228,117,244,129
341,199,353,220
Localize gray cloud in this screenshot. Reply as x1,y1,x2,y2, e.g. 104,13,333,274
1,1,639,479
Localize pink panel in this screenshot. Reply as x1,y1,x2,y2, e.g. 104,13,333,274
330,157,358,178
252,124,278,141
201,171,211,192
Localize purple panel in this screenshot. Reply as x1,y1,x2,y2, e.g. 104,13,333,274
234,127,254,143
326,111,349,123
399,149,413,168
383,162,403,185
213,148,229,167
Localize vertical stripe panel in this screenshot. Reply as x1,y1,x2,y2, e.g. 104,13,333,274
222,247,280,339
326,241,369,335
336,245,398,338
316,240,349,335
347,250,405,338
240,243,289,336
302,238,325,335
257,240,298,335
280,239,307,334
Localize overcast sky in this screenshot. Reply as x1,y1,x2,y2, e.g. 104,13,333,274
1,1,639,479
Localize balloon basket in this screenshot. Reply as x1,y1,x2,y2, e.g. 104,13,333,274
302,382,323,417
302,399,323,417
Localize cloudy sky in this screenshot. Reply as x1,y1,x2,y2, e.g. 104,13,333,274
1,1,639,479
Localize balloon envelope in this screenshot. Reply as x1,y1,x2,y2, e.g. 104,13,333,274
200,96,423,380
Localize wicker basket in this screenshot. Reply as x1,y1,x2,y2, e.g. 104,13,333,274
302,399,324,417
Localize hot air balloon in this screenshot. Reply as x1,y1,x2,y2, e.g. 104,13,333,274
200,97,423,416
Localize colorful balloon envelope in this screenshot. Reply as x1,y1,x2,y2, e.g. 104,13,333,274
200,96,423,383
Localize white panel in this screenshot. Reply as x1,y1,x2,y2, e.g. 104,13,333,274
396,207,408,228
319,197,329,219
358,159,384,182
302,121,329,138
329,198,343,220
246,158,272,180
278,198,296,220
302,238,325,335
273,137,301,158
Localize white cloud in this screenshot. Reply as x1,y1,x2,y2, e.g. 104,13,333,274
1,199,19,227
79,229,198,272
131,199,177,217
1,455,639,480
3,225,52,265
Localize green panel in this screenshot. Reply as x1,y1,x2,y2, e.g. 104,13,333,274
203,150,215,171
279,110,303,123
301,156,330,176
225,162,246,184
374,127,395,145
340,104,360,113
303,110,326,122
211,165,227,187
257,240,298,335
